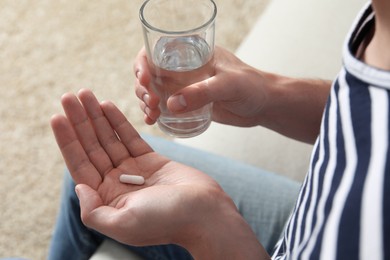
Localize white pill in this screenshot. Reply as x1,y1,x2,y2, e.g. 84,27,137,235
119,174,145,185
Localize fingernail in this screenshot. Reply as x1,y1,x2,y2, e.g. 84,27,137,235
170,94,187,111
142,93,150,104
144,106,151,116
136,70,141,78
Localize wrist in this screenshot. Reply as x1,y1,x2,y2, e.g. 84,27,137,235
175,188,269,259
259,72,331,143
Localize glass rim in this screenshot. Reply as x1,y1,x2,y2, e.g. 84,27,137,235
139,0,217,35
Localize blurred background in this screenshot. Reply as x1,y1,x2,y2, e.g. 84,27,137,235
0,0,269,258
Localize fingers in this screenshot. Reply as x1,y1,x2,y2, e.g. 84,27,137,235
100,100,153,157
167,75,228,113
61,92,114,177
134,48,160,124
133,48,152,93
77,89,131,166
139,99,160,125
166,46,249,114
52,89,154,189
51,114,102,189
133,47,230,123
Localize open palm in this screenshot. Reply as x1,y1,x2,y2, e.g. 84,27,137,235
50,89,225,247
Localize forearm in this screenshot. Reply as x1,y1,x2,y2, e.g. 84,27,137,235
259,71,331,144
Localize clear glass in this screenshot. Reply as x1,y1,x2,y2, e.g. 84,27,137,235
140,0,217,138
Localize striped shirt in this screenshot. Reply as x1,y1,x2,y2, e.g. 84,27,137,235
272,3,390,260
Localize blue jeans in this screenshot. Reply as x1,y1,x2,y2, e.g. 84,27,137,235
48,135,301,260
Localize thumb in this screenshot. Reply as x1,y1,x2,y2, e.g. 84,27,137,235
75,184,125,240
75,184,104,225
167,75,226,112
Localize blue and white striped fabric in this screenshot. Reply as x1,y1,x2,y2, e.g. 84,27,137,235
272,3,390,260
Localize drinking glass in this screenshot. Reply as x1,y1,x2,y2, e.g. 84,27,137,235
139,0,217,138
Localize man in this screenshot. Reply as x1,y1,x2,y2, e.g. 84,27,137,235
49,1,389,259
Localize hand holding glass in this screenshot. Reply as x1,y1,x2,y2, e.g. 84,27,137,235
140,0,217,138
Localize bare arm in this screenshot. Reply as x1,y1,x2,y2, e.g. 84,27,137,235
259,73,331,144
51,89,270,259
134,47,331,145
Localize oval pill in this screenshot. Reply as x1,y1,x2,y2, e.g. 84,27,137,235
119,174,145,185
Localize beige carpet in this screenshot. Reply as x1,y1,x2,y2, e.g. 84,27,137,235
0,0,269,258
